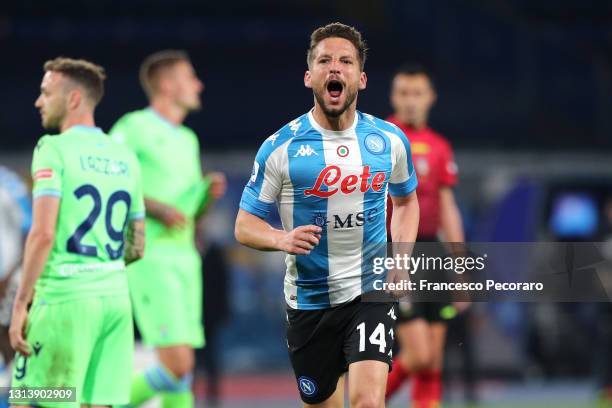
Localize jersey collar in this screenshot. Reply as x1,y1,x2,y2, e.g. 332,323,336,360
65,125,104,134
307,108,358,135
146,107,180,130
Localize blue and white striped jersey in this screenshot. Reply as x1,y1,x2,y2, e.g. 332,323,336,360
0,166,31,279
240,110,418,309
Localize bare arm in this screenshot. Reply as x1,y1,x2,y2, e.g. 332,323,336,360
390,191,420,243
439,187,464,243
439,187,471,309
144,198,186,228
196,172,227,221
13,196,58,307
10,196,59,355
234,209,321,255
386,191,419,297
124,218,145,265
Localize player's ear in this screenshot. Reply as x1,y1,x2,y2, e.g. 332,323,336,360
67,88,81,111
304,70,312,89
358,71,367,91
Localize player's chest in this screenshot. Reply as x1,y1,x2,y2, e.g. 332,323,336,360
410,142,441,181
285,136,391,198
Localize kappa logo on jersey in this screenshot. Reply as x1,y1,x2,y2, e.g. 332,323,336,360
289,119,302,135
304,165,386,198
249,161,260,184
267,133,279,145
294,145,318,157
298,376,318,396
34,168,54,180
363,113,376,124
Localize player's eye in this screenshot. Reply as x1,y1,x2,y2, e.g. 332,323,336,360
341,59,353,65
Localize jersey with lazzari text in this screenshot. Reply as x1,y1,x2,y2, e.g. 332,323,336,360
31,126,145,303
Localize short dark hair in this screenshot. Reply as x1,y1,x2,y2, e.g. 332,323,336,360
43,57,106,105
139,50,191,97
307,22,368,70
394,63,435,90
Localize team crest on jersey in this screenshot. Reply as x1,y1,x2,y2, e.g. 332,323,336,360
364,133,386,155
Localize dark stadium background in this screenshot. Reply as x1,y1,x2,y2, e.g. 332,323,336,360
1,1,612,407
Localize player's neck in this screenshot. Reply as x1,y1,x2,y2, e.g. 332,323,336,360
312,105,356,132
150,99,187,126
60,112,96,133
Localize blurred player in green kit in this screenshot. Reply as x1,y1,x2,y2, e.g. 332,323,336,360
10,57,145,407
110,50,226,408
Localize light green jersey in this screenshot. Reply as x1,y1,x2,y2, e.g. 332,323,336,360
109,108,211,250
31,125,145,303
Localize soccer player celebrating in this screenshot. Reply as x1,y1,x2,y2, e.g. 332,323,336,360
9,58,145,407
384,65,466,408
235,23,420,408
110,50,226,408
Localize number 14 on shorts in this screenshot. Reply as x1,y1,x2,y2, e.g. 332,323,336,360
356,321,394,356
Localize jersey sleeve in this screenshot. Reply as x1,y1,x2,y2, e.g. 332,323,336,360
239,140,283,219
388,131,418,197
439,138,458,187
31,136,63,199
129,154,146,220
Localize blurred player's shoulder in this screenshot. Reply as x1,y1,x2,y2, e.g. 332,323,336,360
113,108,149,125
108,108,151,143
427,128,453,148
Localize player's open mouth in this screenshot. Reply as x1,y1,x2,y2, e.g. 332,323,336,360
326,80,343,99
